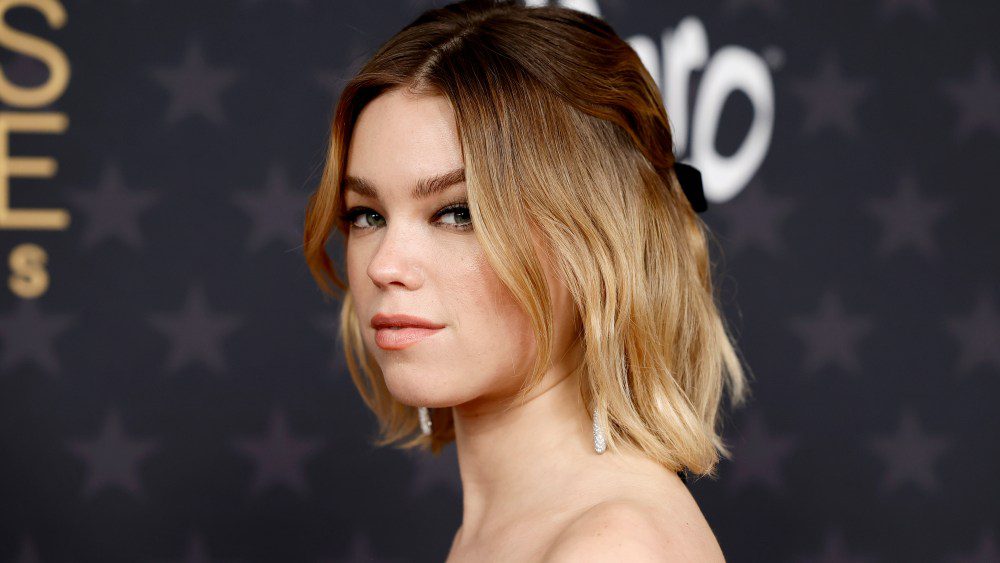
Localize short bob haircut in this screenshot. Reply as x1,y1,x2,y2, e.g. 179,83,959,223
303,0,751,479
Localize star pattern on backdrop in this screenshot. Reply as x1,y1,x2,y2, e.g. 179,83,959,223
67,409,158,499
65,160,160,251
0,2,996,562
233,409,325,495
713,179,795,256
944,289,1000,374
942,54,1000,142
231,164,307,253
149,38,239,127
867,406,950,494
147,283,243,374
864,170,949,259
788,290,875,375
0,298,75,375
726,410,797,493
789,52,870,137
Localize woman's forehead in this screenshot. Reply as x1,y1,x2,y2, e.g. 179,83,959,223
346,90,463,193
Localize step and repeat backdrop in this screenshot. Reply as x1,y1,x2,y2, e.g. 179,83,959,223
0,0,997,561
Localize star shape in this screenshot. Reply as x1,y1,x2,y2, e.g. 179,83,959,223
878,0,936,20
788,290,874,374
945,289,1000,374
864,170,948,258
232,164,307,253
67,409,158,499
867,406,949,494
66,160,160,251
799,528,878,563
233,409,325,495
942,55,1000,142
726,410,796,493
147,283,242,374
0,298,75,376
149,38,238,126
789,52,870,137
713,180,795,256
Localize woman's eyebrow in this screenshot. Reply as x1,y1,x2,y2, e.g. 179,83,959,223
343,167,466,200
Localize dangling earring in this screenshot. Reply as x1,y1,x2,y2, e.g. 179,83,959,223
592,406,606,454
418,406,432,436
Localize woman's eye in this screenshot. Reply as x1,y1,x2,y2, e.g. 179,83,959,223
339,208,385,230
436,204,473,230
338,203,472,232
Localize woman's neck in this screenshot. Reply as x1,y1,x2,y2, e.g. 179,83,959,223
450,365,599,539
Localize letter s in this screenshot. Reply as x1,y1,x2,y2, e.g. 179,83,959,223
0,0,69,108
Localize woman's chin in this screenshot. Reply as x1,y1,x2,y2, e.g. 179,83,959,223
383,379,454,408
394,396,456,409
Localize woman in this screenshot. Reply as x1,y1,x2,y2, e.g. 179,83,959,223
303,0,751,560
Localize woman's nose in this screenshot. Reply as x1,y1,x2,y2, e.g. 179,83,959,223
365,222,424,290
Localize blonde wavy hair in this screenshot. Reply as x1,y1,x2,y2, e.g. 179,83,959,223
302,0,752,479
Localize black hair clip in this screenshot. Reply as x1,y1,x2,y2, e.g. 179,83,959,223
673,162,708,213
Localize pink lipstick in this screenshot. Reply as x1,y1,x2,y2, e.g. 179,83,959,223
371,312,445,351
374,326,443,350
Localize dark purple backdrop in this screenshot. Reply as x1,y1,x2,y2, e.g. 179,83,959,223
1,0,998,561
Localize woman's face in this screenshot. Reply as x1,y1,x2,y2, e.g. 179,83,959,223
342,87,578,412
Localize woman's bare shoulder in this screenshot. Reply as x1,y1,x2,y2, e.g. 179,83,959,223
540,488,726,562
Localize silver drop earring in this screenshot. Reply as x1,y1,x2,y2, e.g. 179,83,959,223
592,406,607,454
418,406,433,436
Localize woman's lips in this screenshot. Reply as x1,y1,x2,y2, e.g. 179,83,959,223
375,326,443,350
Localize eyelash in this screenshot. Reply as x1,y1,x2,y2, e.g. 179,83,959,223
337,200,473,233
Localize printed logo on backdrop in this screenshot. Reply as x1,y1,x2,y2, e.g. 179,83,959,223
0,0,70,300
526,0,775,203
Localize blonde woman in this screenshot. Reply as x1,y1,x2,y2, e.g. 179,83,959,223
303,0,751,560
